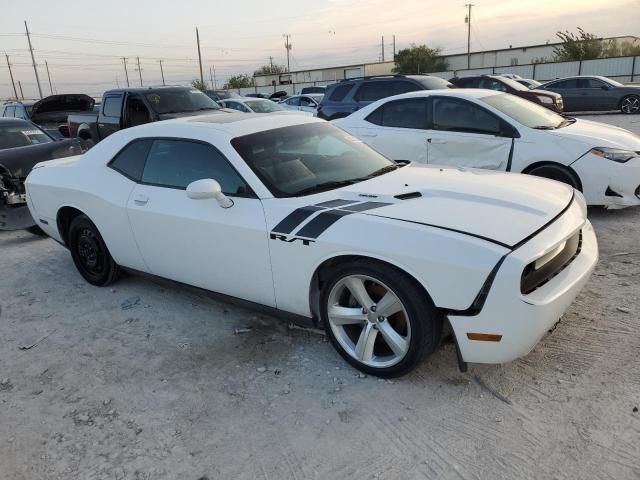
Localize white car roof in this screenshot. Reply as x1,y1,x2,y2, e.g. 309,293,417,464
129,112,323,138
392,88,503,101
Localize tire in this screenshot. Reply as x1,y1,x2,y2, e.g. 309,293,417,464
320,259,442,377
620,95,640,115
25,225,47,236
68,214,119,286
526,164,581,191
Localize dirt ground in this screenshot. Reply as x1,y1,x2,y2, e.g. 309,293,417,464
1,114,639,480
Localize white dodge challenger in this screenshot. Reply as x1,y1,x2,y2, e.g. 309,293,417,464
335,90,640,209
25,114,598,377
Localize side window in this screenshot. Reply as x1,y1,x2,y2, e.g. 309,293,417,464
481,79,508,92
225,101,242,112
328,84,353,101
376,99,428,129
580,78,605,88
102,95,123,117
141,139,251,196
300,96,314,107
14,106,27,119
286,97,300,106
124,95,151,128
393,81,422,95
4,106,15,117
549,79,577,89
108,139,153,181
432,98,501,135
354,82,392,102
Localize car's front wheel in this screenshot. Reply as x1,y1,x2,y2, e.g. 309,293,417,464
320,260,442,377
620,95,640,114
68,214,119,286
526,164,581,191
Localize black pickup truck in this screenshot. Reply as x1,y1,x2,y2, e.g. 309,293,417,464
67,86,229,144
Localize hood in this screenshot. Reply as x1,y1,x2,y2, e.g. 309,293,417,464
334,164,574,248
31,94,95,115
549,119,640,150
157,108,234,120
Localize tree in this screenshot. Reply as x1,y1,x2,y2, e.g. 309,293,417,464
393,44,448,74
553,28,603,61
191,79,208,92
224,74,254,89
601,39,640,58
253,63,286,76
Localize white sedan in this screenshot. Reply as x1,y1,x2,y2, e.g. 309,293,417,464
25,114,597,377
335,90,640,208
219,97,288,114
280,94,324,113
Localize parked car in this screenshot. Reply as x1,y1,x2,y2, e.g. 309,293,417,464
68,86,229,144
1,94,95,139
450,75,563,112
269,91,289,102
300,86,326,95
538,75,640,114
244,93,268,99
204,90,241,102
26,114,597,376
334,90,640,208
219,97,287,113
317,74,455,121
0,118,86,233
495,73,522,80
279,94,324,113
516,78,542,89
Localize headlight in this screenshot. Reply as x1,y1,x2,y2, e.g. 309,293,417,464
537,96,553,104
589,147,638,163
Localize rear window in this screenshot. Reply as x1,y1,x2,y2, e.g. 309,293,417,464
328,84,353,102
0,124,52,149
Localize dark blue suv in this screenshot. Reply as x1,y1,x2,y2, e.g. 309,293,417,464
317,75,454,120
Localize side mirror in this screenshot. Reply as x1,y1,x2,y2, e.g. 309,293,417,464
186,179,233,208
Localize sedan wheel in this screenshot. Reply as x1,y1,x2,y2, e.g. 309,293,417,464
320,260,441,377
68,214,120,286
327,275,411,368
620,95,640,114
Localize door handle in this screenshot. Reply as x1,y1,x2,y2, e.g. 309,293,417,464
427,138,447,144
133,194,149,206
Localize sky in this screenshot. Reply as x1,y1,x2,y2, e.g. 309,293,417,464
1,0,638,99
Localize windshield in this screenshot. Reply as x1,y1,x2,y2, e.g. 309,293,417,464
496,76,530,91
481,94,569,129
245,100,285,113
601,77,623,87
144,89,220,114
0,124,52,149
231,122,396,197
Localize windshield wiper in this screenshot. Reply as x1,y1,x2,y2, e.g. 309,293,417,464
557,117,577,128
294,179,360,196
362,164,399,179
532,125,556,130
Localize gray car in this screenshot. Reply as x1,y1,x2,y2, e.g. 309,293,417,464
539,75,640,114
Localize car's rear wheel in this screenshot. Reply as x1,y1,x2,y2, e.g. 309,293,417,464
526,164,581,191
320,260,441,377
620,95,640,114
68,214,119,286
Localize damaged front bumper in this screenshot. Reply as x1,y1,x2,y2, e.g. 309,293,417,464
0,196,36,230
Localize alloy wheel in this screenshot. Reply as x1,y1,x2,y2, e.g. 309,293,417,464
621,96,640,114
327,275,411,368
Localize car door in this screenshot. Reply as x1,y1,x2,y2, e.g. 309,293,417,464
426,96,512,170
579,78,616,110
126,138,276,307
298,96,317,113
354,98,430,164
544,79,580,111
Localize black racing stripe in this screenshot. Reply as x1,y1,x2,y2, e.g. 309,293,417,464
272,206,323,234
341,201,391,212
296,210,354,238
314,199,357,208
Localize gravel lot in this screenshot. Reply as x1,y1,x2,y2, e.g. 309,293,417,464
1,114,639,480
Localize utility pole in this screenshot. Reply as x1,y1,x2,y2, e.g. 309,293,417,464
212,64,217,89
209,67,214,89
24,20,43,99
122,57,130,87
196,27,204,84
159,59,165,86
45,60,53,95
5,54,18,99
465,4,474,69
268,56,274,73
381,35,385,62
283,34,291,72
18,81,24,100
136,57,143,86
